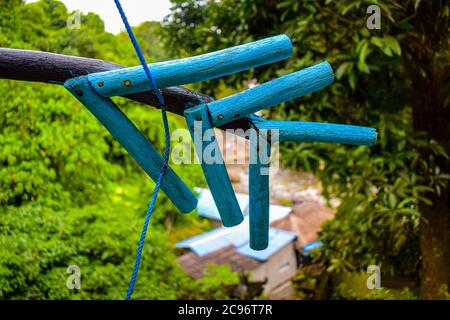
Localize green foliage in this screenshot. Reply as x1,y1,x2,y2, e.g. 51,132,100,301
185,264,240,300
0,202,191,299
163,0,450,289
292,266,419,300
438,285,450,300
0,0,235,299
0,81,122,208
331,283,395,300
1,0,448,300
291,267,319,300
330,281,419,300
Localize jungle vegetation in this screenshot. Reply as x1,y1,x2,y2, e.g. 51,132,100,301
163,0,449,299
0,0,449,299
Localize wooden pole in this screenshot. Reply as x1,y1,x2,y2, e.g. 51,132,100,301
65,76,198,214
209,61,334,127
88,35,292,98
254,120,377,145
249,129,271,250
184,104,244,227
0,47,253,134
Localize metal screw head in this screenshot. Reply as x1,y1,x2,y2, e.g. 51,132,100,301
75,90,83,97
217,114,224,121
123,80,132,87
97,81,104,87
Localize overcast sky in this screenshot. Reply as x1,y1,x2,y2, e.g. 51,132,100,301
25,0,172,34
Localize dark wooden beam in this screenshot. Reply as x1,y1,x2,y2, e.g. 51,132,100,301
0,48,252,132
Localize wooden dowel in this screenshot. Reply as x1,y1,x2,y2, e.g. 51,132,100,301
255,120,377,145
249,129,271,250
87,35,293,98
64,77,198,214
184,104,244,227
0,47,255,135
209,61,334,127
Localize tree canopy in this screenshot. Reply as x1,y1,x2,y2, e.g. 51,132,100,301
0,0,448,300
163,0,449,298
0,0,244,299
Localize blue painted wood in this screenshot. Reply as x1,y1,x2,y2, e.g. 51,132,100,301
64,76,197,214
87,34,293,98
249,129,271,250
184,104,244,227
253,119,377,146
209,61,334,127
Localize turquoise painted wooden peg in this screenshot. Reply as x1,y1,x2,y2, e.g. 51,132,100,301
209,61,334,127
87,34,293,98
249,129,271,250
184,104,244,227
64,76,197,214
61,33,378,244
250,117,377,146
246,118,377,250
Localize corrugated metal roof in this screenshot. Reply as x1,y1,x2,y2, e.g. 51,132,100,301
194,187,249,220
268,204,292,222
176,216,296,260
236,228,297,261
178,246,262,279
176,188,296,260
194,187,292,222
176,219,250,256
175,226,235,256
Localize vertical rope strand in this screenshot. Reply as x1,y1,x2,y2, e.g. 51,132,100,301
113,0,171,300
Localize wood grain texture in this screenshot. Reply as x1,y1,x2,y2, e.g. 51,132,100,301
209,61,335,127
253,118,377,145
249,129,271,250
0,48,120,84
64,77,197,214
88,35,293,97
185,104,244,227
0,48,254,135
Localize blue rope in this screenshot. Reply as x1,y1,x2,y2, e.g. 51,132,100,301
113,0,171,300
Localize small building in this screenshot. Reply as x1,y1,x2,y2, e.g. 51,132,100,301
176,220,298,293
176,188,334,298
